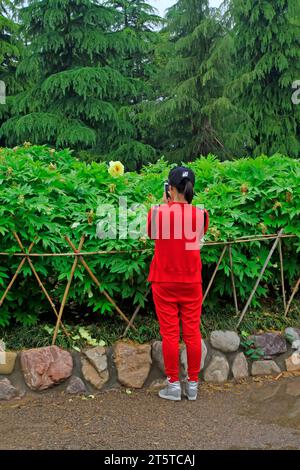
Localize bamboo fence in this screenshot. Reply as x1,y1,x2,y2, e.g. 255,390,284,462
0,230,298,344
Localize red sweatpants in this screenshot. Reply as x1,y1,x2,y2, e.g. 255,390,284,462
151,282,202,382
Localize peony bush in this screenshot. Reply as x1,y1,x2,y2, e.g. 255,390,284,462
0,145,299,327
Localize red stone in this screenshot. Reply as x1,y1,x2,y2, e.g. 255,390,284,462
20,346,73,391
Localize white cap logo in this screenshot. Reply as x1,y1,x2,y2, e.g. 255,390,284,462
182,171,189,178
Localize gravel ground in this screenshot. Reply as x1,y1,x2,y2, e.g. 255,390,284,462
0,377,300,450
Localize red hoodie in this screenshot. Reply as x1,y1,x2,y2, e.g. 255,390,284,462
147,202,209,283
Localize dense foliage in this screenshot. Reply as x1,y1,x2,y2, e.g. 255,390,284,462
147,0,237,162
0,0,160,169
0,145,299,327
230,0,300,157
0,1,22,128
0,1,299,167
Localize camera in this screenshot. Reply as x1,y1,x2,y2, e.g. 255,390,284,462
164,181,170,200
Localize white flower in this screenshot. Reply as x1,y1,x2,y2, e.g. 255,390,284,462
108,161,125,177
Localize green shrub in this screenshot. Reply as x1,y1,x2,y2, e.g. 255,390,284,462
0,145,299,327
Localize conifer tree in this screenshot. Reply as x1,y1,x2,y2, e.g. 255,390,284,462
0,0,144,159
230,0,300,157
106,0,161,80
100,0,162,169
148,0,235,163
0,1,22,143
0,2,18,76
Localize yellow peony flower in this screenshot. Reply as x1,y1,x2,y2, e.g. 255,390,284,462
108,161,124,178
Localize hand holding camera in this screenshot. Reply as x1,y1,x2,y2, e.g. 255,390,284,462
164,181,170,203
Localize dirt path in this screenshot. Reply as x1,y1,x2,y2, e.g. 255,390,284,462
0,377,300,450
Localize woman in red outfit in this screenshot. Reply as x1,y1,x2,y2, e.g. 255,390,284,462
147,167,209,401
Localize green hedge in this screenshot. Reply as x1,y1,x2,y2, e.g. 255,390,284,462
0,145,299,327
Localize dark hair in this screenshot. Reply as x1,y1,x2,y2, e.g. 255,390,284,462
168,168,195,204
183,179,194,204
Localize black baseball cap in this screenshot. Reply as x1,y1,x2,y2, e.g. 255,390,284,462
168,166,195,187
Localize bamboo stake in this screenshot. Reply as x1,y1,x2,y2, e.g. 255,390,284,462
123,287,151,337
52,237,85,345
203,245,228,303
237,229,284,327
278,238,287,312
12,233,69,337
284,278,300,318
229,244,239,316
0,241,35,307
65,237,135,330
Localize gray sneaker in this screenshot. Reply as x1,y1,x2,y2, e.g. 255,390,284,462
184,381,198,401
158,380,181,401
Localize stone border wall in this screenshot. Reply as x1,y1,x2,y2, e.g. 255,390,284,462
1,328,300,400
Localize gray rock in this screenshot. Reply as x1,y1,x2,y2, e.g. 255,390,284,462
152,341,165,374
180,340,207,379
210,331,240,353
83,347,107,374
81,347,109,390
81,357,109,390
285,352,300,372
251,360,281,376
285,327,300,344
232,352,249,379
114,341,152,389
0,378,18,400
204,354,230,383
250,333,287,356
66,376,87,395
0,339,5,351
292,340,300,350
